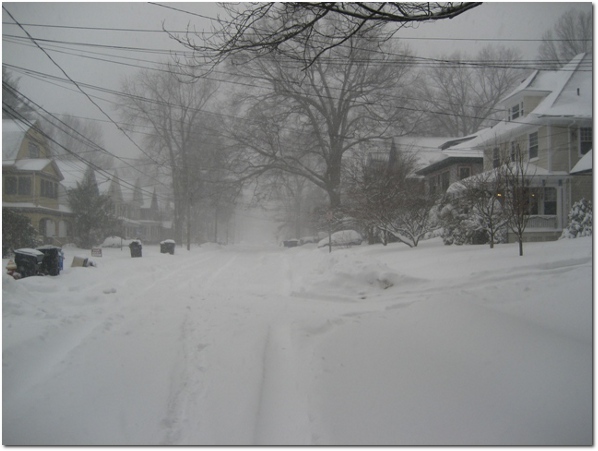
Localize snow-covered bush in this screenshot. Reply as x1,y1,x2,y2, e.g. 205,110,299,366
562,198,592,238
436,194,506,246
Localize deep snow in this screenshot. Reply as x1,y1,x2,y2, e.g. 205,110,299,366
2,237,592,445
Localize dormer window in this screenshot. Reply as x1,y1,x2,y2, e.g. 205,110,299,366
508,102,524,121
580,127,592,155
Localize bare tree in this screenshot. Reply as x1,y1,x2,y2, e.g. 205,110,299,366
117,65,221,245
417,46,524,137
253,170,325,240
503,145,535,256
225,23,420,209
169,3,481,69
2,67,35,120
538,9,592,69
345,141,434,247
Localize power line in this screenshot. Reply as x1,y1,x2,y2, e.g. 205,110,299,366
2,5,166,169
4,56,590,156
4,32,592,72
2,20,592,43
1,21,214,35
3,82,171,197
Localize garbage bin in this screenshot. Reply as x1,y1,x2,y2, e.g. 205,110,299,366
37,245,63,276
160,239,176,255
129,240,142,258
14,248,45,278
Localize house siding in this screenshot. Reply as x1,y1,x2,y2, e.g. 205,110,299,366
571,175,593,205
522,96,544,117
551,125,572,172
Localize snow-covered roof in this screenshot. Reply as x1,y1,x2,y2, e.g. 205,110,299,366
451,55,591,150
395,136,451,169
533,54,592,119
571,150,592,174
501,53,591,119
2,201,73,214
13,158,53,172
4,158,64,181
415,132,485,175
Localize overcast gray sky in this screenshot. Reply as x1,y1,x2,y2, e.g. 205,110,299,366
2,2,593,164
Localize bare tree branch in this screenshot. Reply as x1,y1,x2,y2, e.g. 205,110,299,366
166,2,482,70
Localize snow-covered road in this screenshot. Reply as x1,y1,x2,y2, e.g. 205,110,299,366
2,238,593,445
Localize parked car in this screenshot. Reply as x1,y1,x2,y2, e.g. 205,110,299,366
317,230,363,248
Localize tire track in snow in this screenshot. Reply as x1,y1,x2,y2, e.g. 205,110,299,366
160,308,209,445
253,325,311,445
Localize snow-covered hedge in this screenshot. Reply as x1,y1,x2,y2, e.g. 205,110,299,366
562,198,592,239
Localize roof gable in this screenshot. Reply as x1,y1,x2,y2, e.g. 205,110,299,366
2,119,52,162
534,53,592,118
10,158,64,181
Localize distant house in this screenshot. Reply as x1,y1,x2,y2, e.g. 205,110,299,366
415,134,485,196
2,119,73,245
102,171,168,243
368,136,452,191
443,53,592,242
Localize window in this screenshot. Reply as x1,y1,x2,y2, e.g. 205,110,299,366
41,179,57,198
440,171,450,192
28,142,40,158
492,147,500,168
544,187,557,215
528,132,538,159
527,188,539,215
580,127,592,155
17,177,31,195
525,187,557,215
459,167,471,180
429,177,437,195
4,176,17,195
508,102,523,121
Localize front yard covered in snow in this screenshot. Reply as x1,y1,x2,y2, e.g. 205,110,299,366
2,237,592,445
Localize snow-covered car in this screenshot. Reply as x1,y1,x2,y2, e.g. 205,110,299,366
101,236,133,248
317,230,363,248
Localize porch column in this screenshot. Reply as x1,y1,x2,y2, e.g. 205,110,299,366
556,180,565,230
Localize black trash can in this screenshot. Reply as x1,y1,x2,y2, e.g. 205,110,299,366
129,240,142,258
14,248,45,278
37,245,63,276
160,240,176,255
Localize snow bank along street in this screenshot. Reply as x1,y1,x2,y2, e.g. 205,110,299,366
2,237,592,445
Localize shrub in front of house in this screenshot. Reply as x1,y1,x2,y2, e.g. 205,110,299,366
562,198,592,238
2,209,42,257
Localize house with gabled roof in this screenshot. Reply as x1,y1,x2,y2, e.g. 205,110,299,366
478,53,591,242
432,53,592,243
101,171,166,243
415,132,485,196
2,119,73,245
